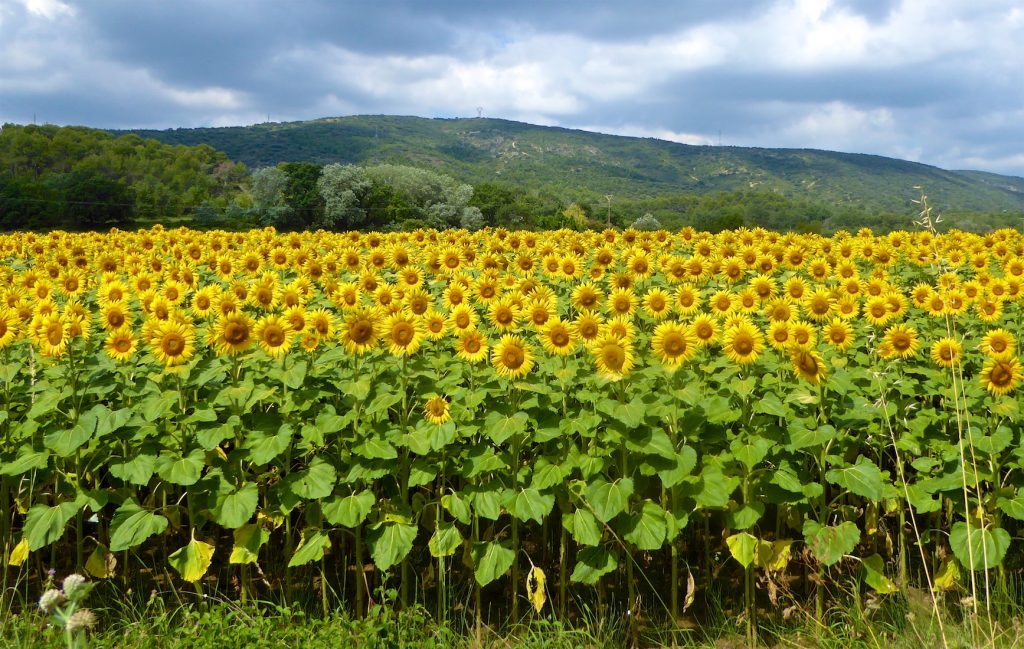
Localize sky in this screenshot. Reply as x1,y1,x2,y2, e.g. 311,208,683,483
1,0,1022,176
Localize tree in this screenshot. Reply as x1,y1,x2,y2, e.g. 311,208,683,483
249,167,290,226
49,169,134,230
631,213,663,231
318,164,371,230
279,162,324,230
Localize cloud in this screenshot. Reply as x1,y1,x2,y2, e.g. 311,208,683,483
0,0,1021,176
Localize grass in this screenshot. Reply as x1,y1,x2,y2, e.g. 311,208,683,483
3,577,1024,648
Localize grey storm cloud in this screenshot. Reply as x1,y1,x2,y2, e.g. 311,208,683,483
1,0,1022,176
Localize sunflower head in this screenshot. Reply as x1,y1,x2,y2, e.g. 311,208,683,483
722,321,764,365
980,355,1022,396
791,347,827,384
930,337,963,368
492,335,534,380
423,395,452,425
255,315,294,359
652,321,695,370
590,334,635,382
382,313,424,357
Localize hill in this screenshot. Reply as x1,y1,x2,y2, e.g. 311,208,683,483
120,115,1024,216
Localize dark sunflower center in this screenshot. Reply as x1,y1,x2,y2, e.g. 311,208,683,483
226,323,249,345
664,333,686,356
734,336,753,355
264,326,285,347
392,323,414,346
350,320,374,344
991,363,1013,386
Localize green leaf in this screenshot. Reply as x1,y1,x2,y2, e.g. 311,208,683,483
825,456,884,501
691,466,738,509
622,501,668,550
428,522,463,558
229,523,269,565
950,522,1010,571
731,437,774,470
246,422,293,465
570,547,617,585
283,359,308,390
322,490,375,528
287,457,337,500
0,448,50,476
507,488,554,524
996,489,1024,521
557,505,597,545
408,459,438,488
786,422,835,451
23,501,82,551
584,478,633,523
140,392,177,422
659,447,697,488
803,520,860,567
168,533,215,582
441,492,472,526
353,436,398,460
368,522,417,572
288,528,332,567
109,452,157,486
43,423,94,458
610,398,646,428
213,482,258,529
109,501,169,552
472,540,515,586
485,411,529,445
155,450,206,486
468,486,502,520
754,393,789,417
729,502,765,530
726,532,759,568
703,396,740,425
862,553,899,593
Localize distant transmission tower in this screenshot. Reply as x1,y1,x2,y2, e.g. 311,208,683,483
476,107,483,118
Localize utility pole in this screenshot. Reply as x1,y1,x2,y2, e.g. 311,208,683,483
604,194,613,227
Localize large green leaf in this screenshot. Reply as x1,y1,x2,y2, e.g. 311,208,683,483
507,488,554,524
428,522,463,558
861,553,899,593
621,501,668,550
286,457,337,499
659,447,697,488
472,540,515,586
565,509,603,547
726,532,759,568
949,522,1010,571
322,490,375,528
570,547,617,585
43,423,94,458
441,492,472,525
584,478,633,523
168,533,215,582
155,449,206,486
246,422,293,465
109,501,169,552
825,456,884,501
368,522,417,572
803,520,860,567
0,448,50,476
288,528,332,567
213,482,259,528
229,523,270,564
109,452,158,486
485,411,529,445
23,500,82,551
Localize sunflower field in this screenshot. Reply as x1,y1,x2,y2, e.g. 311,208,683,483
1,222,1024,635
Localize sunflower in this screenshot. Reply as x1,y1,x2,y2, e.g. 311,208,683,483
673,285,701,316
803,289,834,321
404,287,432,316
791,347,827,384
455,329,489,363
590,334,635,381
539,318,576,356
423,395,452,425
651,321,696,370
492,335,535,380
104,326,137,363
690,314,719,347
0,309,18,349
789,320,816,348
382,312,424,357
254,315,294,359
150,319,196,368
604,315,636,343
930,337,963,368
210,312,254,356
980,355,1022,396
709,290,735,316
767,321,791,350
190,286,219,319
881,324,918,359
571,283,603,312
34,312,68,358
642,288,672,320
340,308,381,355
100,302,130,331
863,296,891,326
763,297,795,323
607,288,638,318
722,321,764,365
823,318,854,351
422,310,448,340
488,297,520,332
981,329,1015,357
573,310,604,344
307,308,336,340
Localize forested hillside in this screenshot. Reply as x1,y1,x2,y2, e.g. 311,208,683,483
0,124,246,230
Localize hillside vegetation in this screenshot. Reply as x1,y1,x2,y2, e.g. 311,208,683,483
122,115,1024,217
